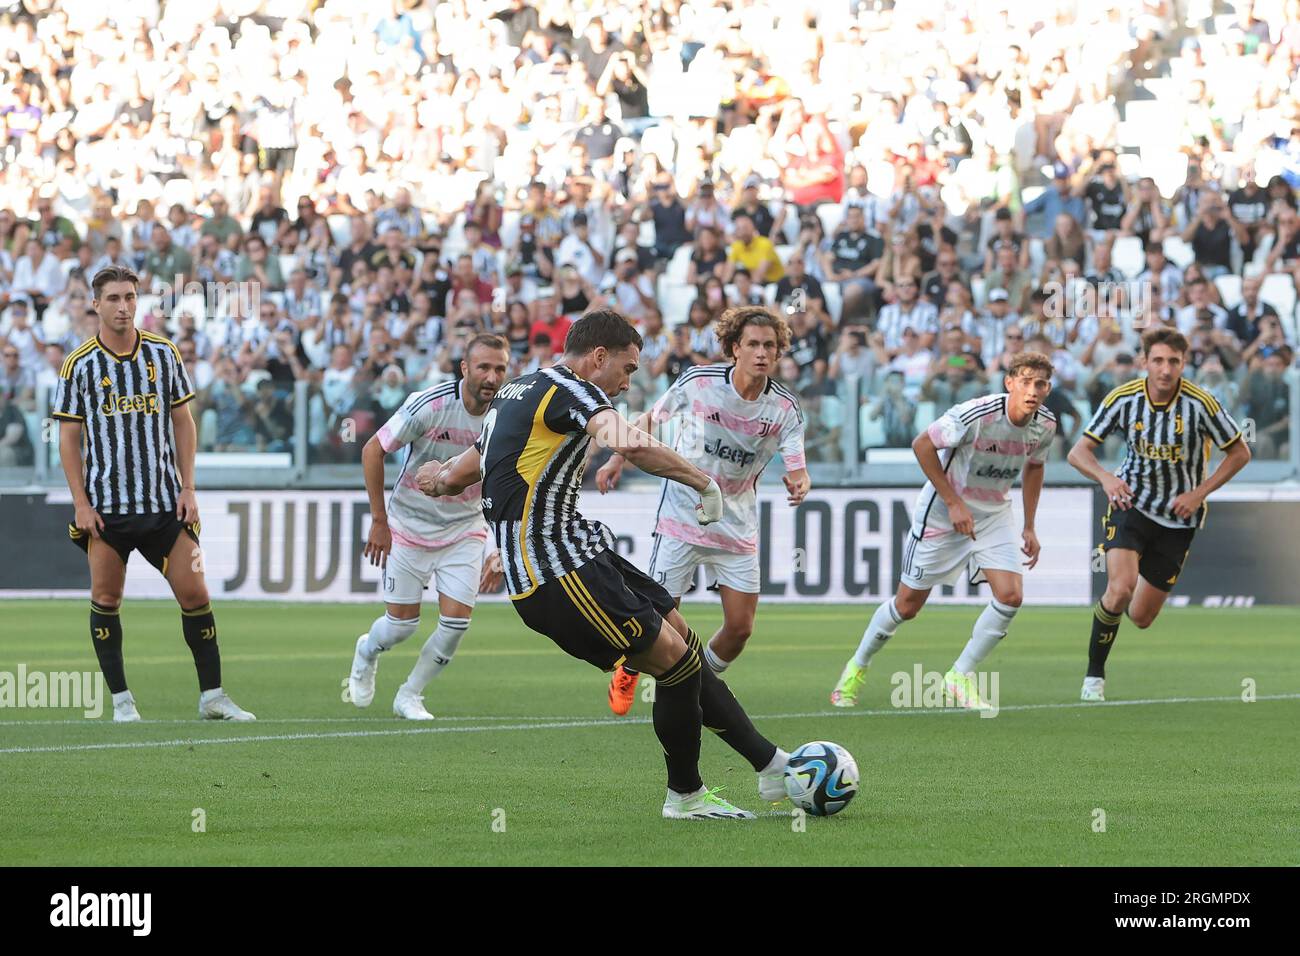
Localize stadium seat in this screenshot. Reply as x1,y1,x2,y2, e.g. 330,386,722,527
1278,309,1299,348
970,275,986,308
1162,237,1194,269
1214,274,1242,310
1111,236,1145,279
858,408,885,449
821,281,842,323
1259,274,1297,321
1028,237,1045,276
661,282,697,324
817,204,844,239
1116,151,1143,181
327,214,351,246
499,210,520,253
666,242,693,284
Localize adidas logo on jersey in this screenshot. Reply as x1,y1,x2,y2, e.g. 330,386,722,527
707,412,721,423
436,431,451,441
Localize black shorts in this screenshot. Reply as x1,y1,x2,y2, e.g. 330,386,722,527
69,512,200,575
1100,505,1194,592
512,549,676,671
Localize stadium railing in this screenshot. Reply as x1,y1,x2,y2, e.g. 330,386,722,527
5,371,1298,492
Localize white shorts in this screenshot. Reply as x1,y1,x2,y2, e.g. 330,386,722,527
900,517,1022,591
381,536,486,608
648,534,760,597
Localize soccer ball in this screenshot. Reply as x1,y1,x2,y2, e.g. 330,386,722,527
784,741,859,816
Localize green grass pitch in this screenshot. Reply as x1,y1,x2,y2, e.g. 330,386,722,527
1,600,1297,866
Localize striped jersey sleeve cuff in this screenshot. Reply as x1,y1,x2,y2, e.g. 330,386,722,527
171,392,196,407
1082,430,1105,444
1218,432,1242,450
51,411,84,421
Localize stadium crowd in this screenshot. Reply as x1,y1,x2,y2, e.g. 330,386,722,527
1,0,1298,470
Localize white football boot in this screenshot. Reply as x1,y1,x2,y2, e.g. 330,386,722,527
758,749,790,802
347,634,378,707
662,787,755,820
112,690,141,723
1080,677,1105,702
392,686,434,720
199,688,256,720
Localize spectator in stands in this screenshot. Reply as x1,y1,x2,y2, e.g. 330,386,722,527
1043,213,1088,280
725,212,783,285
867,370,917,449
1265,206,1300,273
1181,195,1235,279
984,244,1032,314
775,250,826,320
1138,241,1183,307
1227,176,1270,264
1226,275,1279,344
236,235,285,291
0,386,34,467
830,326,878,382
1176,278,1230,335
686,179,730,239
983,207,1030,275
686,225,727,286
923,247,968,309
825,204,884,322
1022,166,1086,238
1242,349,1292,460
1120,177,1170,246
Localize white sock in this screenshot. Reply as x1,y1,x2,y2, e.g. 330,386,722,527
112,690,134,706
853,598,904,667
362,612,420,658
199,687,224,704
953,599,1018,673
703,643,729,673
761,747,789,774
403,616,470,693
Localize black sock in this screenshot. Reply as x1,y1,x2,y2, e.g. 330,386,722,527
1087,601,1123,679
688,629,776,771
652,646,703,794
181,603,222,692
90,601,126,694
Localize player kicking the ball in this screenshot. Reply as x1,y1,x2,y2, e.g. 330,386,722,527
417,310,790,819
346,334,508,719
596,306,810,714
831,351,1057,710
1067,328,1249,702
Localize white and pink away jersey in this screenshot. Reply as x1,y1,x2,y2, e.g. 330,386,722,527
912,393,1056,537
651,364,806,554
377,379,488,550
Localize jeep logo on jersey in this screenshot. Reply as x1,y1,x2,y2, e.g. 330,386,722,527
704,437,756,467
100,391,161,416
974,463,1019,480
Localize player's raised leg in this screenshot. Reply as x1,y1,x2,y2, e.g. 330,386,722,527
662,606,788,802
627,616,754,820
832,584,929,707
163,532,254,721
944,569,1022,711
85,538,136,721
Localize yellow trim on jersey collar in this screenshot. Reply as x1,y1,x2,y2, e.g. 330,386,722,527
1143,378,1181,410
96,330,142,362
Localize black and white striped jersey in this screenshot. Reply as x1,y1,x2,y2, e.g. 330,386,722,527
52,330,195,515
1084,377,1242,529
476,364,615,598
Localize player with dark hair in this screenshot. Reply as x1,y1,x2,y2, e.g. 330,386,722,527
54,267,254,721
416,308,791,819
831,351,1058,710
346,334,510,719
596,305,809,714
1068,327,1251,701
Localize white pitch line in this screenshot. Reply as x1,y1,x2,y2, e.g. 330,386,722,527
1,692,1296,756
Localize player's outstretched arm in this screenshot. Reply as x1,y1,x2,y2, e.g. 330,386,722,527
1066,435,1134,509
596,408,653,493
783,467,811,506
1170,436,1251,520
912,430,975,538
416,446,482,499
587,408,705,490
